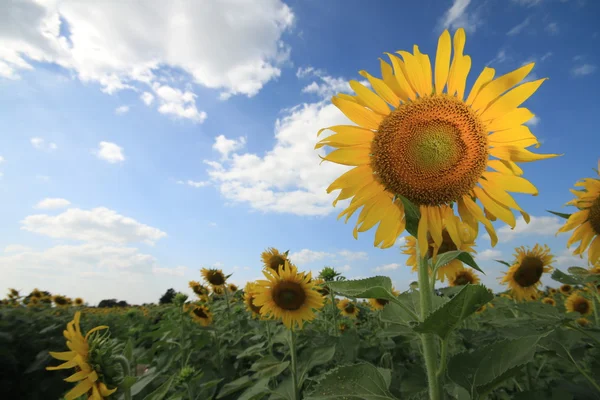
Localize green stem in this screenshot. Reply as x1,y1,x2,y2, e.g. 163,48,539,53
289,329,299,400
265,321,273,355
114,355,132,400
436,338,448,379
534,357,546,380
591,289,599,326
526,363,533,391
565,346,600,394
329,290,338,336
223,287,232,319
417,248,441,400
566,322,600,347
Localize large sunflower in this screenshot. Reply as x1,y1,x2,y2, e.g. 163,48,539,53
261,247,289,272
449,268,480,286
565,292,593,316
337,299,359,319
404,219,476,281
53,295,71,307
557,160,600,265
201,268,226,287
317,28,558,255
253,261,325,330
500,244,554,301
185,303,213,326
46,312,116,399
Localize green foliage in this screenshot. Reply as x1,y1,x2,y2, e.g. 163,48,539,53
305,363,396,399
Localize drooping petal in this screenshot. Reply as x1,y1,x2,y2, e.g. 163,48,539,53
478,179,524,211
320,146,371,166
473,187,516,228
460,196,498,247
316,126,375,149
488,125,540,148
482,172,538,194
64,379,94,400
427,206,443,247
557,209,590,233
327,165,373,193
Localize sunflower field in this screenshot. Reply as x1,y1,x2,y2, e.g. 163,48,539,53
3,27,600,400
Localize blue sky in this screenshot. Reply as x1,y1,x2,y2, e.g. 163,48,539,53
1,0,598,305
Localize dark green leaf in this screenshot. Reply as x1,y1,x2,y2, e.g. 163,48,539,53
251,355,290,379
327,276,394,300
568,267,590,276
217,376,253,399
131,368,158,396
237,342,266,359
143,375,175,400
380,293,418,325
121,376,137,390
298,345,336,385
398,195,420,237
124,337,133,362
269,376,295,400
238,378,271,400
551,269,582,285
456,252,484,274
494,259,512,268
305,363,397,399
546,210,572,220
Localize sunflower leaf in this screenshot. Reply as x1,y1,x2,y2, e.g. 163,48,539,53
298,345,336,386
216,376,253,399
397,194,420,237
432,250,484,274
304,363,397,400
494,259,512,268
546,209,572,220
327,276,394,299
551,269,582,285
250,355,290,379
142,374,176,400
568,267,590,276
412,284,493,339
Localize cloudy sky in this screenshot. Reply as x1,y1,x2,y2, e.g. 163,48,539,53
1,0,598,305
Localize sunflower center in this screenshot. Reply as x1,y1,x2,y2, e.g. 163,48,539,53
344,303,356,313
272,282,306,311
514,256,544,287
589,195,600,235
371,95,488,206
193,307,208,319
269,256,287,271
427,230,458,259
575,299,590,314
561,284,572,293
453,272,473,286
207,271,225,286
375,298,389,306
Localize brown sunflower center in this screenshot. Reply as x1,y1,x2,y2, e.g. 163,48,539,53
375,298,389,306
272,281,306,311
54,297,68,305
248,296,262,314
589,195,600,235
207,271,225,286
371,95,488,206
561,284,572,293
453,271,474,286
574,298,590,314
427,230,458,259
193,307,208,319
269,255,287,272
514,256,544,287
344,303,356,314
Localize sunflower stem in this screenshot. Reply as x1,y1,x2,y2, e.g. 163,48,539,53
114,355,132,400
417,249,442,400
564,345,600,394
329,290,339,336
265,321,273,356
289,329,299,400
223,287,232,319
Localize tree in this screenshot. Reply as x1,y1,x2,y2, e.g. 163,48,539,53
98,299,118,308
159,288,176,305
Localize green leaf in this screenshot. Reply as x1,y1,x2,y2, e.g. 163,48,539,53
380,293,419,325
142,375,175,400
305,363,397,400
568,267,590,276
447,334,549,397
298,345,336,385
433,250,483,274
327,276,394,300
237,342,266,359
238,378,271,400
217,376,253,399
131,368,159,396
269,376,295,400
413,284,493,339
121,376,137,390
124,337,133,362
398,194,420,237
547,210,572,220
551,269,582,285
494,259,512,268
250,355,290,379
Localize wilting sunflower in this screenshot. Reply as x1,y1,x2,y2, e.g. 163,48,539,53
228,283,238,293
201,268,226,287
577,318,591,327
337,299,359,319
74,298,84,306
500,244,554,301
185,304,213,326
46,312,116,399
317,28,558,254
212,286,224,296
557,160,600,265
449,268,480,287
53,295,71,307
30,288,42,298
565,292,593,316
560,284,573,295
253,261,325,330
542,297,556,306
189,281,209,297
8,288,19,298
261,247,289,272
244,283,263,319
369,288,400,310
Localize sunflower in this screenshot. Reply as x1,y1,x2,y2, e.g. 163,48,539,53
449,268,480,287
253,261,325,330
261,247,289,272
53,295,71,307
369,288,400,310
313,278,331,298
557,160,600,265
560,284,573,295
30,288,42,298
318,28,558,255
339,322,350,333
212,286,224,296
549,288,557,295
576,318,591,327
228,283,238,293
337,299,359,319
500,244,554,301
475,305,487,313
201,268,226,287
565,292,593,316
74,298,84,306
542,297,556,306
46,312,116,399
499,293,512,300
9,288,19,298
28,297,40,307
244,283,263,319
185,304,213,326
189,281,209,297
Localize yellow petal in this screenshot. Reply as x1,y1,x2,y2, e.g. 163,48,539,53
478,179,524,211
473,187,516,228
316,126,375,149
397,50,428,97
482,171,538,194
471,63,535,112
487,160,523,176
327,165,373,193
414,45,433,95
386,53,416,100
435,30,452,94
99,382,118,397
460,196,498,247
65,379,95,400
520,210,531,224
557,209,589,233
488,125,540,148
575,226,596,255
567,222,591,248
49,351,76,361
447,28,467,97
427,207,443,247
480,79,547,122
489,146,560,163
379,58,408,102
336,93,359,103
46,358,79,371
357,194,393,233
359,70,401,107
466,67,495,106
453,56,471,100
331,96,383,130
588,236,600,264
486,108,535,132
442,207,462,248
320,147,371,166
418,205,429,258
349,80,391,115
65,370,92,383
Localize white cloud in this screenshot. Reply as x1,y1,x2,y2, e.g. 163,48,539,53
511,0,542,6
0,156,5,163
288,249,368,266
30,137,57,151
34,198,71,210
152,84,207,123
140,91,154,106
545,22,559,35
208,222,218,227
213,135,247,160
205,100,354,216
152,265,188,276
115,105,130,115
571,64,597,76
296,66,323,78
0,1,294,102
4,244,33,253
476,249,502,261
439,0,482,33
495,215,562,242
337,250,368,261
339,264,351,272
302,76,355,99
524,115,540,126
487,49,507,65
554,248,587,269
21,207,167,245
95,141,125,164
507,18,530,36
374,263,401,272
540,52,553,62
177,180,210,188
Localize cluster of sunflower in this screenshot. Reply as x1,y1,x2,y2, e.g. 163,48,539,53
1,288,84,308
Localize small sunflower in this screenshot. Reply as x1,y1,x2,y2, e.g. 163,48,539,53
53,295,71,307
30,288,42,298
577,317,591,327
337,299,359,319
46,312,116,399
189,281,209,297
40,296,53,304
500,244,554,301
313,278,331,298
475,305,487,313
542,297,556,306
449,269,480,287
261,247,289,272
339,322,350,333
565,292,593,316
185,304,213,326
201,268,226,287
212,286,224,296
9,288,19,298
369,288,400,310
228,283,238,293
557,160,600,265
549,288,557,295
528,292,540,302
28,297,40,307
74,298,84,306
244,283,263,318
318,28,558,253
253,261,325,330
560,284,573,295
404,221,477,282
